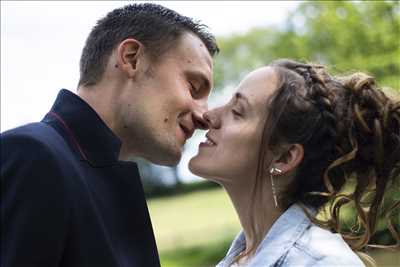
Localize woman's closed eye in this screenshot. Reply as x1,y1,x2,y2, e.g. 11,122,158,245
232,109,242,117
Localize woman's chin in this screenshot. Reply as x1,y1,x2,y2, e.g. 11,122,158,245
189,156,215,180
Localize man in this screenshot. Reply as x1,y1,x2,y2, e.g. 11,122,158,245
1,3,218,267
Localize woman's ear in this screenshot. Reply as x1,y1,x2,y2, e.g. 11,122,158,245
273,143,304,174
115,38,144,78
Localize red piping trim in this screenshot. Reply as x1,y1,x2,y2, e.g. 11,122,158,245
48,111,88,160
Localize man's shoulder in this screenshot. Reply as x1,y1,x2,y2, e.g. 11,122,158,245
3,122,56,141
1,122,81,197
1,122,75,172
2,122,67,155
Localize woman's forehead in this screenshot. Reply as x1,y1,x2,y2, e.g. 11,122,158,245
236,66,279,108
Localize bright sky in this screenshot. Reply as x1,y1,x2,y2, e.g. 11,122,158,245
1,0,298,181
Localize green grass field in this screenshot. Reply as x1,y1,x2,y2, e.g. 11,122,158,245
148,186,399,267
148,187,239,252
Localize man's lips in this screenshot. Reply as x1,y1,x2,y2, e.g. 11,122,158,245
179,124,194,140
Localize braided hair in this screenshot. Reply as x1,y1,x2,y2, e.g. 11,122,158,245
261,59,400,251
232,59,399,264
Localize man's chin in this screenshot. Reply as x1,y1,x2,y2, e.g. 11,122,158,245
149,148,182,166
158,157,180,167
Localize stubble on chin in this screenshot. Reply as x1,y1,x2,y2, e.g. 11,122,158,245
152,135,182,166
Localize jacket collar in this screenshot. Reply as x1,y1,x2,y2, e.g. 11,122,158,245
42,89,122,166
222,204,314,267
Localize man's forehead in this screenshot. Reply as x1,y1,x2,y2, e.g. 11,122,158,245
155,32,213,90
176,33,213,68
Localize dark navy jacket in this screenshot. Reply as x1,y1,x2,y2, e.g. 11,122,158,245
1,89,160,267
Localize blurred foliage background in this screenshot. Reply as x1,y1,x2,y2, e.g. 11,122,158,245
214,0,399,94
139,1,400,266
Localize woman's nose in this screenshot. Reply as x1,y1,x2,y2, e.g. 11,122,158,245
203,108,221,129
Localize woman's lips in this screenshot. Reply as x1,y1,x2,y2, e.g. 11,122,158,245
199,134,217,147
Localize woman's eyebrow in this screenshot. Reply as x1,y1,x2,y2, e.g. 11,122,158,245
235,92,250,107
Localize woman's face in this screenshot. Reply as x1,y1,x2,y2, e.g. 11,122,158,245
189,66,279,184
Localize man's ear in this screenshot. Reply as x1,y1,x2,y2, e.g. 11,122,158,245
116,38,144,78
273,143,304,174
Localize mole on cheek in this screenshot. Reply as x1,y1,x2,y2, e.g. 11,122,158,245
164,118,168,123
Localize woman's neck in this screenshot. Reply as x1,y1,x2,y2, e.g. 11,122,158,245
223,178,283,254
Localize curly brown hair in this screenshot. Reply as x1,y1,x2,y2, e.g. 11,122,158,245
242,59,399,262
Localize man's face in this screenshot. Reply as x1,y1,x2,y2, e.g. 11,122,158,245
119,32,213,166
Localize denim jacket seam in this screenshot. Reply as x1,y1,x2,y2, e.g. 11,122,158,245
293,241,323,261
274,250,290,267
222,238,246,266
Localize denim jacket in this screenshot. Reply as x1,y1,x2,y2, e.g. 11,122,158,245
216,204,365,267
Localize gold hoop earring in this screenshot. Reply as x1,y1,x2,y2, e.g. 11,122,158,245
269,167,282,208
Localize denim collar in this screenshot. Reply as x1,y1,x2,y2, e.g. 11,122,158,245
42,89,122,166
222,204,314,267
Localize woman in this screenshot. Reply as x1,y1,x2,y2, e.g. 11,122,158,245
189,59,399,266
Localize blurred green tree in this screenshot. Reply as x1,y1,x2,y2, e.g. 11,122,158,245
214,1,400,91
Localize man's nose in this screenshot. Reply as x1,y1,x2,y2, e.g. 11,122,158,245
192,100,209,130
